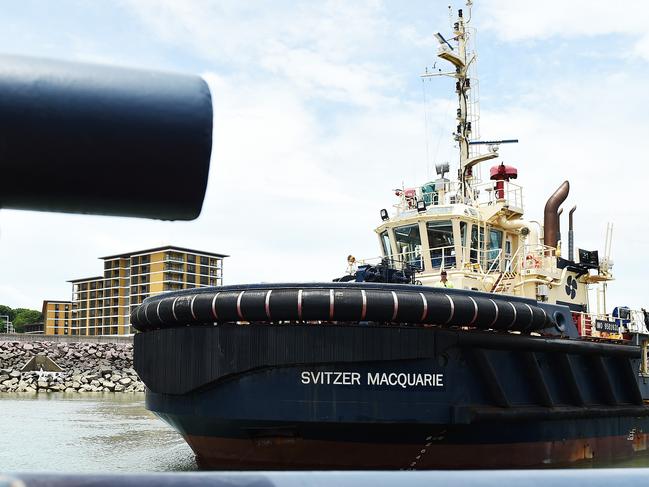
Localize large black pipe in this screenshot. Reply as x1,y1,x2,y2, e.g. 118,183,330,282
543,181,570,251
0,54,213,220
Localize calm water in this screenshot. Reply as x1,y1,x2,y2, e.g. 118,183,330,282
0,393,197,473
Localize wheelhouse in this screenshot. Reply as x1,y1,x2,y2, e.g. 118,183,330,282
376,206,520,279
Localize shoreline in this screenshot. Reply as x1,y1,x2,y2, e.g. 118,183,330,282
0,339,144,393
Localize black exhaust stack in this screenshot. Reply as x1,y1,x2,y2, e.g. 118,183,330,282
543,181,570,252
568,205,577,261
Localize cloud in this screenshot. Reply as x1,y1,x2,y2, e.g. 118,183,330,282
480,0,648,39
634,34,649,61
479,0,649,62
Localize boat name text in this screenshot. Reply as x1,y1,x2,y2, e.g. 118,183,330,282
300,371,444,388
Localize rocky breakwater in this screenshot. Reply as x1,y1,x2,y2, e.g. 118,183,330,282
0,340,144,393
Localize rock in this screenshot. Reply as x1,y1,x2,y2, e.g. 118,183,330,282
0,338,135,394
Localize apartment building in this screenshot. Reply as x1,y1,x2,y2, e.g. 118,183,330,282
43,246,227,336
42,300,72,335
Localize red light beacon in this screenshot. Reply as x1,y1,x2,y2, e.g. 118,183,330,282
490,162,518,200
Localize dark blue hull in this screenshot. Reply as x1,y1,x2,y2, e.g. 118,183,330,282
136,323,649,469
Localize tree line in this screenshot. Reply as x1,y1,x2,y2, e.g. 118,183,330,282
0,305,42,333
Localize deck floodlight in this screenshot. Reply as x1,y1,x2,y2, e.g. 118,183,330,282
380,209,389,221
416,200,427,213
434,32,454,50
435,162,450,177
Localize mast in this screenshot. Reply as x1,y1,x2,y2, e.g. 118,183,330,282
425,1,479,200
424,0,506,203
455,5,471,196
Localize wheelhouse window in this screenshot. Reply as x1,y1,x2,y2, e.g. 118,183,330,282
393,224,422,269
470,224,485,265
426,220,455,269
380,231,391,257
487,229,503,269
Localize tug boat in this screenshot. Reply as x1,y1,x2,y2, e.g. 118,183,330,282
132,1,649,469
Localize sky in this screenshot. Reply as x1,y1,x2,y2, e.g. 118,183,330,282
0,0,647,311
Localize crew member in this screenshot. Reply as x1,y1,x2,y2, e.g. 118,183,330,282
433,270,454,288
346,255,358,275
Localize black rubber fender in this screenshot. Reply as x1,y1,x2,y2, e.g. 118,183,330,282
131,282,557,334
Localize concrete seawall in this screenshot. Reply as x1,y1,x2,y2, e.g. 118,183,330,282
2,333,133,344
0,337,143,393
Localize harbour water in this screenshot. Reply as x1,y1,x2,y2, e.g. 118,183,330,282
0,393,197,473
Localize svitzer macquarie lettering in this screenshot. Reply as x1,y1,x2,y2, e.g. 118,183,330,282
302,371,444,388
301,371,361,385
366,372,443,388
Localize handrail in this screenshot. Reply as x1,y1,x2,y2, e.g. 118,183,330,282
361,244,503,274
392,179,524,215
359,244,456,272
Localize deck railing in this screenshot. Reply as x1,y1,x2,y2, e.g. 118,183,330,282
392,179,524,215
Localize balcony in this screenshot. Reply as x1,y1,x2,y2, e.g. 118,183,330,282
166,256,185,264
